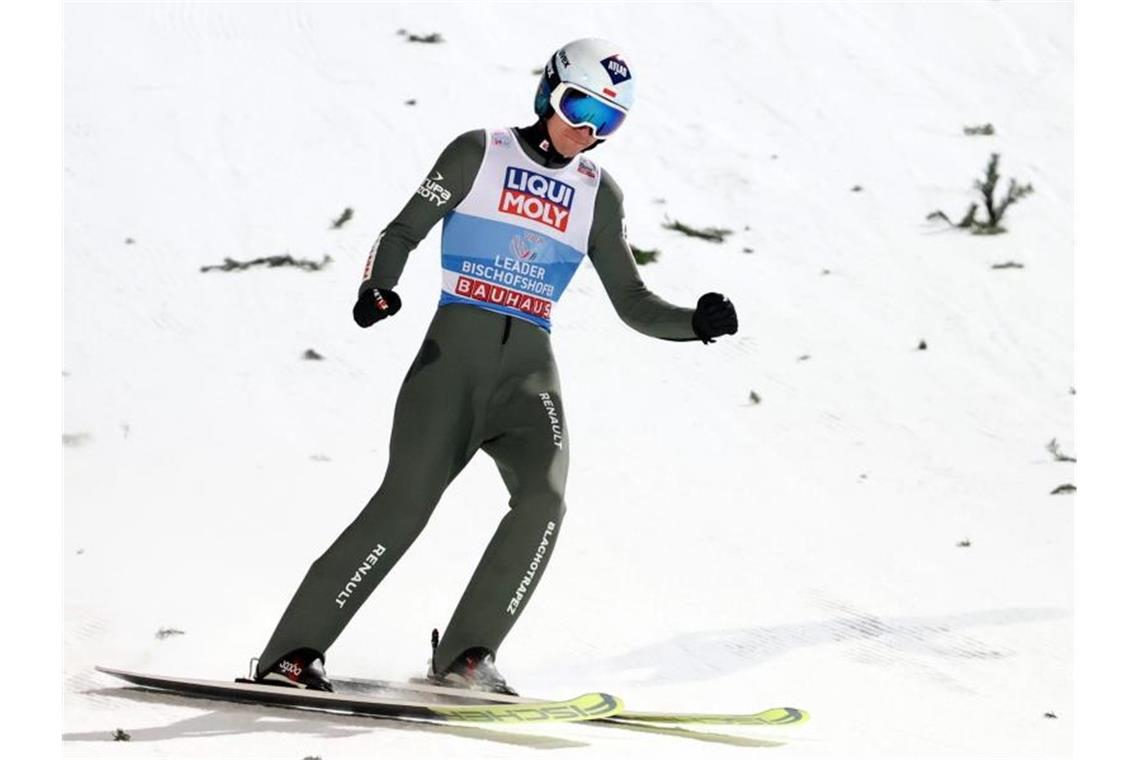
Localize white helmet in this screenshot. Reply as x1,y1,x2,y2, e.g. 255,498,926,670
533,38,634,139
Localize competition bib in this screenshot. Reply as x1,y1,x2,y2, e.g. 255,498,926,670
438,128,601,332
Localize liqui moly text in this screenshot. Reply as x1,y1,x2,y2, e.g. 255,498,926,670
499,167,575,232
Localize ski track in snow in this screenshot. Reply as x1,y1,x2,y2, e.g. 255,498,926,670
64,2,1072,758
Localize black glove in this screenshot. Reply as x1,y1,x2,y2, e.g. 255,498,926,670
691,292,738,344
353,287,402,328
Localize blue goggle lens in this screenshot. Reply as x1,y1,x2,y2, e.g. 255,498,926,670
557,87,627,138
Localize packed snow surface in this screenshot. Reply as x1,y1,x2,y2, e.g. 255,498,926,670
64,3,1073,758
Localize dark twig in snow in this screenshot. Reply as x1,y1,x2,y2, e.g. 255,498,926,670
662,217,733,243
1046,438,1076,463
200,254,332,273
630,244,659,265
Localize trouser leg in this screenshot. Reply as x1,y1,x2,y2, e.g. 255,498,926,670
257,326,480,673
432,358,569,672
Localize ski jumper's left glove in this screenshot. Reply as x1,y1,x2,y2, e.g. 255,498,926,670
353,287,402,328
692,292,738,344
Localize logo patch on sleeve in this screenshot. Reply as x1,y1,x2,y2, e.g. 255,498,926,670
418,172,452,207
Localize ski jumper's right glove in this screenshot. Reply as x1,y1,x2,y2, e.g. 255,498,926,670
353,287,402,328
692,292,738,344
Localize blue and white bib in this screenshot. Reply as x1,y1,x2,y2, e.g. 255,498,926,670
438,128,601,332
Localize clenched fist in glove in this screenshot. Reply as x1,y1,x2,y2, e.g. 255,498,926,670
691,292,738,344
353,287,402,328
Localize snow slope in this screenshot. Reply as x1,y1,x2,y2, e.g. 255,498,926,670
63,2,1073,757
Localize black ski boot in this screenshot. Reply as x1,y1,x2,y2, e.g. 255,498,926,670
427,629,518,696
255,648,333,692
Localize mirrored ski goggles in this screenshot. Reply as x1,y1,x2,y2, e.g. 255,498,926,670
550,82,628,138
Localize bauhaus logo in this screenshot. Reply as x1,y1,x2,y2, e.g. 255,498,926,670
499,167,575,232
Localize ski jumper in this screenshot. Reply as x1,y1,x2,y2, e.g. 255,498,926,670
257,126,698,677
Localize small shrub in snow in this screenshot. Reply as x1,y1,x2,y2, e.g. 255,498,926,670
1050,484,1076,495
963,123,996,136
401,31,443,44
927,153,1034,235
302,349,325,361
200,254,332,273
662,217,733,243
630,244,659,265
992,261,1025,269
112,728,131,741
155,627,185,640
330,207,353,229
957,539,972,548
748,390,761,405
1046,438,1076,463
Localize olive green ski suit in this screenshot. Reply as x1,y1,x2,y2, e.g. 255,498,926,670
257,127,700,677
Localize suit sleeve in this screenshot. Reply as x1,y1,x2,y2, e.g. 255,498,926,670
587,169,699,340
359,130,486,295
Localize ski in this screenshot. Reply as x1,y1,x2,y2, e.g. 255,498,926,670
610,706,807,726
332,674,809,726
95,666,620,724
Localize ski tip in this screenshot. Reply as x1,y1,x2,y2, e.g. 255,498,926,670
753,707,809,725
615,705,811,727
591,692,623,716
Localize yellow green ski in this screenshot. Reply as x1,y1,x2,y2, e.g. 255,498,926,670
340,674,810,726
610,706,808,726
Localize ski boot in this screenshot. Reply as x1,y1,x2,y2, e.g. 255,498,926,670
427,629,519,696
253,648,333,692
